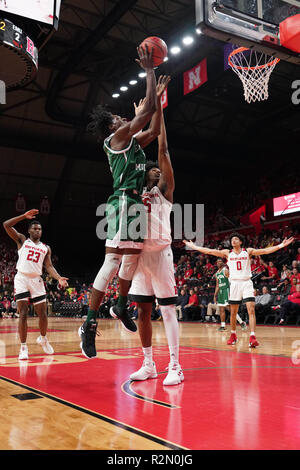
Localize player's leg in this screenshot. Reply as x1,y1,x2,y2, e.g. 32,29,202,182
218,306,227,331
16,299,29,359
129,302,158,381
246,301,259,347
152,247,183,386
110,247,141,332
79,248,122,359
243,280,258,347
34,300,54,354
227,280,243,344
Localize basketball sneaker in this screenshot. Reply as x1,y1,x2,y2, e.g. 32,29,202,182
130,361,158,381
163,363,184,386
241,321,247,330
78,321,98,359
227,332,238,345
249,335,259,348
18,344,29,360
218,326,227,331
36,335,54,355
110,306,137,333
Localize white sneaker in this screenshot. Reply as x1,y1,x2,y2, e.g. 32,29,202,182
163,363,184,386
130,361,158,381
36,335,54,355
19,345,29,360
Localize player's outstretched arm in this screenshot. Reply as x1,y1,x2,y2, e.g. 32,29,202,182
43,246,69,289
2,209,38,248
156,76,174,203
134,75,170,150
111,45,157,149
183,240,229,258
248,237,294,257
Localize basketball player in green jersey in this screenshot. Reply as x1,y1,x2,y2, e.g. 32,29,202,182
214,259,247,331
79,46,167,358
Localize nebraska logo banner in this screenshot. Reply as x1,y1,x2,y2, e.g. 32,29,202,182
183,58,207,95
161,89,168,108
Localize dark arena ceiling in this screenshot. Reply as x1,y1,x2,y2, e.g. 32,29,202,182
0,0,299,275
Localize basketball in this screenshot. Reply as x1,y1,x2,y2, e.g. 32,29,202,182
139,36,168,67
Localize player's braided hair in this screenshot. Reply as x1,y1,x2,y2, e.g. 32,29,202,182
86,104,114,141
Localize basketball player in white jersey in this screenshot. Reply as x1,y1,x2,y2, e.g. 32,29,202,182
3,209,68,360
184,233,294,347
128,78,183,386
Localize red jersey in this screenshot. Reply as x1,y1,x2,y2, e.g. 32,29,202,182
188,294,199,306
288,292,300,306
268,266,279,279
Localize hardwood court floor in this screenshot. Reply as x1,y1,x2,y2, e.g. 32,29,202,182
0,317,300,450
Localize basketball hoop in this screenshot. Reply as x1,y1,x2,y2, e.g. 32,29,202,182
228,47,280,103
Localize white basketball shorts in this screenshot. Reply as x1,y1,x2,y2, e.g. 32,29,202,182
129,245,177,305
228,279,255,304
14,272,46,305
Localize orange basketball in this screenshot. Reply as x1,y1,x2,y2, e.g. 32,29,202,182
139,36,168,67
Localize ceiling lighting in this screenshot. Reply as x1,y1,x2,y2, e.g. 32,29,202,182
170,46,181,55
163,57,169,62
129,80,138,85
196,28,202,35
182,36,194,45
112,93,120,98
120,86,128,91
138,72,146,78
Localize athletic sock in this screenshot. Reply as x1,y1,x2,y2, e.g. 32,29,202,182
221,322,225,327
142,346,153,365
250,331,255,336
86,308,97,323
117,294,128,312
231,330,236,334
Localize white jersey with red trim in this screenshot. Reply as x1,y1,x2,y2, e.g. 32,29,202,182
16,239,48,278
227,248,251,281
142,185,172,252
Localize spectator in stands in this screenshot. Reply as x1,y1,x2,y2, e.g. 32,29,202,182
290,267,300,285
261,261,279,284
184,263,193,281
278,284,300,324
290,277,298,295
280,264,289,280
182,288,199,321
176,289,189,320
296,248,300,263
254,286,273,317
277,278,291,297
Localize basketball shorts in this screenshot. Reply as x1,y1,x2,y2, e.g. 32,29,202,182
105,190,146,250
217,287,230,306
129,245,178,305
228,279,255,304
14,272,46,305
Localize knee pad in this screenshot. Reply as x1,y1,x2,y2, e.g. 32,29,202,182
118,254,140,281
93,253,122,292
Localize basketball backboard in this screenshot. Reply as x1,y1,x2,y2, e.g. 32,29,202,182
196,0,300,64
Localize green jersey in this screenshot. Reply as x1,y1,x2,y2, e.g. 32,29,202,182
216,267,230,306
103,134,146,195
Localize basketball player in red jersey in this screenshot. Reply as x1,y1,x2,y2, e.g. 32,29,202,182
3,209,68,360
184,233,294,347
129,77,184,386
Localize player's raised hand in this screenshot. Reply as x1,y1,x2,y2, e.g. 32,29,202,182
183,240,198,250
135,43,154,71
281,237,294,248
156,75,171,97
134,98,146,116
58,277,69,289
24,209,39,219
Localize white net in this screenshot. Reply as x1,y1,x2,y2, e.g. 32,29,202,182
228,48,280,103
